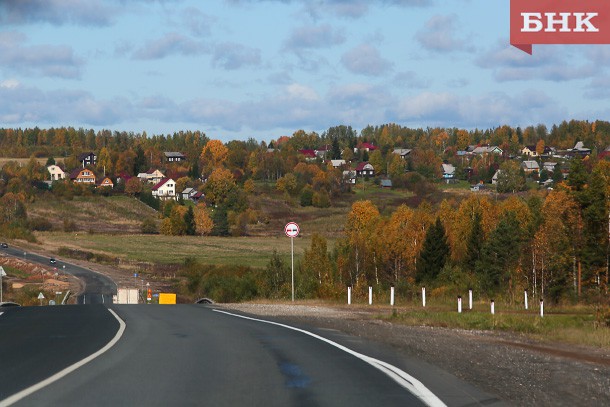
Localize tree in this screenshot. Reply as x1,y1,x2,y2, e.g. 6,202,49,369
184,206,196,235
415,217,450,285
263,250,289,298
331,137,341,160
204,168,236,206
344,200,380,285
133,145,147,175
476,211,523,295
299,233,334,297
194,203,214,235
200,139,229,171
496,161,526,193
465,211,483,273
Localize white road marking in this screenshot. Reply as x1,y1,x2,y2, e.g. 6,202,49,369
213,309,446,407
0,309,126,407
0,312,3,317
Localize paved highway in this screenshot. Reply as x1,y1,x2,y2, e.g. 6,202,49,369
0,245,116,304
0,304,504,406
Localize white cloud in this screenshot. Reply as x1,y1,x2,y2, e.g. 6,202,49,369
0,79,20,89
415,14,472,53
284,24,345,50
341,44,392,76
133,32,209,60
212,42,261,70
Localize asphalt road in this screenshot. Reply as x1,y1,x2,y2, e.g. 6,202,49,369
0,245,116,304
0,304,504,407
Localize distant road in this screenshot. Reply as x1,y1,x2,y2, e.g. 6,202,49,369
0,305,504,406
0,245,116,304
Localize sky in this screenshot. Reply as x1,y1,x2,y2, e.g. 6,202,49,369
1,0,610,142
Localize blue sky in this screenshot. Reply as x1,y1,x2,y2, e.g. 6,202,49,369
1,0,609,142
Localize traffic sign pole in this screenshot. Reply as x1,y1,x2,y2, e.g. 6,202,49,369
284,222,300,303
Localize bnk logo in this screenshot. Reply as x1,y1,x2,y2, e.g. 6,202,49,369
510,0,610,54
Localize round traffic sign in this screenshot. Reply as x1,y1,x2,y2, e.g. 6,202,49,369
284,222,300,238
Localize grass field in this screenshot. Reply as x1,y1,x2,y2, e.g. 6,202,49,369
34,231,318,269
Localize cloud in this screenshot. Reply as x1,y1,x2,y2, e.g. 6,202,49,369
133,32,209,60
212,42,262,70
341,44,392,76
390,90,566,128
393,71,428,89
415,14,472,53
284,24,345,50
584,75,610,99
227,0,431,19
0,31,83,79
477,42,597,82
0,83,132,125
0,0,116,26
181,7,216,37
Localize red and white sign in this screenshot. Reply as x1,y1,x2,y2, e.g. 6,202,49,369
284,222,300,238
511,0,610,54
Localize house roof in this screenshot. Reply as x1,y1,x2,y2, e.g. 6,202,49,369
47,165,64,173
521,160,540,170
360,142,378,150
442,163,456,175
69,168,96,179
164,152,186,158
77,152,95,161
96,177,113,186
473,146,502,154
393,148,412,156
152,178,174,191
182,187,195,194
355,162,373,171
298,149,317,158
330,159,346,167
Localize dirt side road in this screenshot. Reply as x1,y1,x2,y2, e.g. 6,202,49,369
220,303,610,407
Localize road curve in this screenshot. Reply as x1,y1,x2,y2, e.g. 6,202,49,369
1,305,505,406
0,245,116,304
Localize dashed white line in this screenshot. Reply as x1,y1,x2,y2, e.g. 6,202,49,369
213,309,446,407
0,308,126,407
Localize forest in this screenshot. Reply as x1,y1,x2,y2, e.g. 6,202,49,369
0,120,609,304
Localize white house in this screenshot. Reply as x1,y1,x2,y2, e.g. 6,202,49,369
47,165,65,181
330,159,346,168
152,178,176,200
441,163,456,179
473,146,503,155
492,170,502,184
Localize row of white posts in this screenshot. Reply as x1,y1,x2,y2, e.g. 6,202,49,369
348,286,545,317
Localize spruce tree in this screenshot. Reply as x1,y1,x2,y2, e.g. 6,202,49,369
184,206,196,236
476,211,522,294
465,211,483,273
416,217,450,285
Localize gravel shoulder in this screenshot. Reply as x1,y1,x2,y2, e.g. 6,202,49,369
219,303,610,407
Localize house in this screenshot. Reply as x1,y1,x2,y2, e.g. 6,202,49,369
521,146,538,157
191,191,205,203
152,178,176,200
342,170,357,184
116,172,133,184
542,162,557,173
329,159,346,168
164,152,186,162
571,141,591,156
359,142,378,152
492,170,502,184
472,146,503,155
392,148,412,159
380,179,392,189
138,169,165,185
441,163,456,180
298,149,317,161
69,168,96,184
470,183,486,192
355,162,374,177
315,145,330,159
77,152,96,167
181,187,197,201
47,165,65,181
521,160,540,174
96,177,114,189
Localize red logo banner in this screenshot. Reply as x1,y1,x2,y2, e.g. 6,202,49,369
510,0,610,54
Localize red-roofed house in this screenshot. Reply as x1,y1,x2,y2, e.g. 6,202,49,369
96,177,114,189
298,149,317,161
359,142,378,152
355,162,374,177
152,178,176,200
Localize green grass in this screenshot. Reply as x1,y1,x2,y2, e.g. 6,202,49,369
35,232,318,269
379,306,609,348
438,180,472,190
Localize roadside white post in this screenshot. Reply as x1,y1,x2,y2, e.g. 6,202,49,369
284,222,300,303
422,286,426,307
524,289,529,310
468,288,473,310
368,286,373,305
0,266,5,303
390,286,395,306
457,296,462,313
491,299,495,315
540,299,544,318
347,286,352,305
